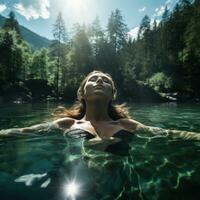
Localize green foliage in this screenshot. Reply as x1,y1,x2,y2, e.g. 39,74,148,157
0,30,24,82
1,0,200,101
0,14,51,50
71,25,94,74
148,72,172,92
30,48,49,79
107,9,128,52
52,12,68,96
3,11,21,38
53,12,67,43
138,15,150,39
88,17,105,60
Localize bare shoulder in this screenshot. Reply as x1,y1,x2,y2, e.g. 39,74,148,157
118,118,144,131
53,117,75,129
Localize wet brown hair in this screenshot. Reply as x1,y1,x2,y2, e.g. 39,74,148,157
54,70,130,120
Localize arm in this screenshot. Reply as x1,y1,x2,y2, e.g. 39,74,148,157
0,122,58,136
0,117,75,137
137,124,200,140
120,118,200,140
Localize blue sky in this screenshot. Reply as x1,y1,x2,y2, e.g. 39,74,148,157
0,0,179,40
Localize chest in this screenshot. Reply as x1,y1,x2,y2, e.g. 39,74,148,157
70,120,124,138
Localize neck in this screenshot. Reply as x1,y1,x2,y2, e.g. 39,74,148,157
82,99,112,122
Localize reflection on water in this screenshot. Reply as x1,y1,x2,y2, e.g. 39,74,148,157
0,103,200,200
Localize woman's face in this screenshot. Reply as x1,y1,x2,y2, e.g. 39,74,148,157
83,72,113,101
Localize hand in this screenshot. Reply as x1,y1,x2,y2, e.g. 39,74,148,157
195,134,200,141
0,128,22,136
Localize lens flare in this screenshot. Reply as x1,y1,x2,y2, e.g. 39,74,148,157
55,0,95,26
64,180,80,199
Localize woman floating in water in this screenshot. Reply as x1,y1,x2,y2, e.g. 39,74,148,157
0,70,200,141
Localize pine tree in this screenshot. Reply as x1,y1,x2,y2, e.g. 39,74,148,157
71,24,94,74
88,17,104,59
107,9,128,52
52,12,67,97
3,11,22,38
138,15,150,39
0,30,23,83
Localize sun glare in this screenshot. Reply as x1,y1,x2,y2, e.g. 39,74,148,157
57,0,94,25
67,0,85,9
64,180,80,199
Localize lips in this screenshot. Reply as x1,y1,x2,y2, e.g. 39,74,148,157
94,85,104,89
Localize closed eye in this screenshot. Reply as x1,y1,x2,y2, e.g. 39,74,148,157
89,77,97,81
102,77,111,84
88,76,111,84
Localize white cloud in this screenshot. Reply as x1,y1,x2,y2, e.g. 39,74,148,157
150,0,179,29
0,4,6,13
165,0,180,9
153,0,179,19
128,26,139,40
128,21,161,40
14,0,50,20
165,0,172,5
138,6,146,12
154,5,165,17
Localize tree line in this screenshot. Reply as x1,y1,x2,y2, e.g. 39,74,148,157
0,0,199,102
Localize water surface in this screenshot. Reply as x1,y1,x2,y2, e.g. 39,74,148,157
0,103,200,200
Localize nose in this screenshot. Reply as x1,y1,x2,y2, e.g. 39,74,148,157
96,77,103,84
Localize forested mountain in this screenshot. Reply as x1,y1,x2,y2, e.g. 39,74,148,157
0,14,52,50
